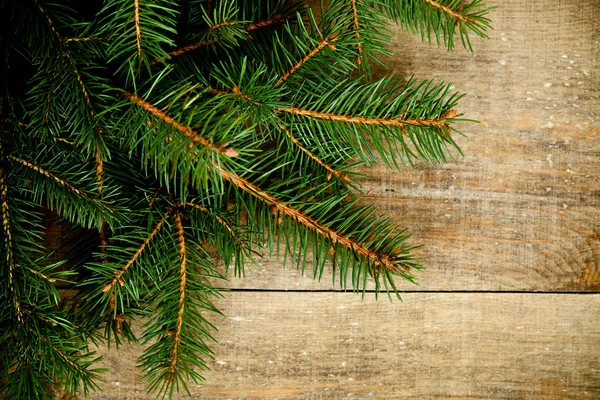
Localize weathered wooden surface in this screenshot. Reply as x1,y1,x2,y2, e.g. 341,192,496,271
88,293,600,399
83,1,600,398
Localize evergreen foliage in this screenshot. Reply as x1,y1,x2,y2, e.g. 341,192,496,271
0,0,491,397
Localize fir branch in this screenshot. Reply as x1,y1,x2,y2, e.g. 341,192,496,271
183,202,236,238
24,266,57,284
124,93,240,157
99,0,179,78
379,0,492,50
205,85,351,182
163,39,216,59
102,217,167,292
65,36,103,43
134,0,142,58
0,166,14,281
247,13,287,31
33,0,61,41
0,163,22,324
35,0,95,112
9,155,93,202
350,0,363,63
168,210,187,383
277,106,454,130
40,337,87,375
32,0,107,185
165,13,291,60
0,0,492,396
66,54,95,113
279,124,350,183
8,152,117,230
275,34,339,88
215,165,408,273
208,20,235,31
423,0,468,23
183,200,252,276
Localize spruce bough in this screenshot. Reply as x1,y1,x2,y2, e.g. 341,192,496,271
0,0,491,398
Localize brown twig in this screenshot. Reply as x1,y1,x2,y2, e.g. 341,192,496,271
183,202,236,237
102,217,167,292
65,36,103,43
168,210,188,381
134,0,142,58
208,20,234,31
0,164,22,323
41,337,87,373
147,187,162,209
246,13,287,31
163,13,290,61
351,0,363,64
9,155,93,200
35,0,106,218
423,0,468,22
67,57,95,112
207,85,257,104
123,92,239,157
214,164,408,272
275,34,338,87
1,163,14,277
25,266,56,283
276,106,453,128
278,124,350,182
160,39,215,61
34,0,60,39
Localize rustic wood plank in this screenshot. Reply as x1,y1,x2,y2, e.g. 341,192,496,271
213,0,600,292
85,292,600,399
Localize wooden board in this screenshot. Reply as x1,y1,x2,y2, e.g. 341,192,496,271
211,0,600,292
86,292,600,399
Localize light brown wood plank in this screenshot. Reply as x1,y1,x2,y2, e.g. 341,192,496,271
85,292,600,399
213,0,600,292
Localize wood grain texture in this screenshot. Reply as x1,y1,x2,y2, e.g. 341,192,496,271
86,292,600,399
210,0,600,293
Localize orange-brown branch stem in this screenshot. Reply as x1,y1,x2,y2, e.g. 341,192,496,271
103,217,166,292
0,164,22,323
423,0,468,22
208,20,234,31
246,13,287,31
134,0,142,58
276,106,453,129
164,13,289,61
351,0,363,63
275,35,338,87
280,124,350,182
36,0,106,210
124,93,238,157
168,210,188,381
9,155,92,200
214,164,406,272
183,202,237,238
41,337,86,373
